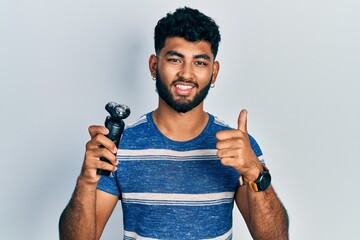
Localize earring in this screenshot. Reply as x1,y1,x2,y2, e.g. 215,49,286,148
210,83,215,88
152,75,156,81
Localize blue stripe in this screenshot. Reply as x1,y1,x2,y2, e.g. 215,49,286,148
123,204,234,239
117,160,240,194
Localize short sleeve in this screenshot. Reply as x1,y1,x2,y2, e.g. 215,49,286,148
97,171,121,198
248,134,265,165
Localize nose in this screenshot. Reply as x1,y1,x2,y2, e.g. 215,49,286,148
178,62,194,80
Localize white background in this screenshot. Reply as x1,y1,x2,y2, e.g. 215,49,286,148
1,0,359,239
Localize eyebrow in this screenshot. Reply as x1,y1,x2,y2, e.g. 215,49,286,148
165,51,184,58
165,51,211,61
194,54,211,60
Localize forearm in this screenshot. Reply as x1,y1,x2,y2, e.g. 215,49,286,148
59,177,98,240
245,186,289,240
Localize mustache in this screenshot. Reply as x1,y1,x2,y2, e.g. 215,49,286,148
172,78,199,88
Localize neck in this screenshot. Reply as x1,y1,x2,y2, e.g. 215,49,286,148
152,99,209,141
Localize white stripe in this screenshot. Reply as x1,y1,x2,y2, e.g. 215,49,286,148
118,149,262,159
204,228,233,240
117,149,263,163
118,149,217,157
122,199,233,206
126,115,147,128
123,192,233,201
214,116,230,128
122,194,234,206
258,155,265,163
124,231,157,240
117,156,219,162
124,228,232,240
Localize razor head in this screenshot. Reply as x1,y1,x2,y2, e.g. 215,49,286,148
105,102,130,120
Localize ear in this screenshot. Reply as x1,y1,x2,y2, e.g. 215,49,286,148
211,61,220,84
149,54,158,78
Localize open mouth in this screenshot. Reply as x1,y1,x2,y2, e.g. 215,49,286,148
174,83,195,95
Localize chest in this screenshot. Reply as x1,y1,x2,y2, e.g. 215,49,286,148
116,155,240,194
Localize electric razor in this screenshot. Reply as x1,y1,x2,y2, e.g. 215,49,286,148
97,102,130,176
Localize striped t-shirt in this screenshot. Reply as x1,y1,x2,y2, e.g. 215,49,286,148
97,112,264,240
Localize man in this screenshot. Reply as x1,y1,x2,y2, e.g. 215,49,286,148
59,7,289,240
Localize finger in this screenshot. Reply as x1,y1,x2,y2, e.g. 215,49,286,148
218,156,238,168
88,125,109,138
216,138,245,150
84,156,117,172
216,129,244,141
86,148,118,165
237,109,248,133
95,160,118,172
217,148,242,159
86,134,117,154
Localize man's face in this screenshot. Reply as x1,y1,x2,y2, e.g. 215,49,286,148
155,69,213,113
153,37,219,113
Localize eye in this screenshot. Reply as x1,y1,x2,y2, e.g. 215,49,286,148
195,61,207,66
168,58,181,63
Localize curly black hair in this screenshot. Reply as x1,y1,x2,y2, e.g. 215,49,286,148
154,7,221,58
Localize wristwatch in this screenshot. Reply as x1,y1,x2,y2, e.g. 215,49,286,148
239,165,271,192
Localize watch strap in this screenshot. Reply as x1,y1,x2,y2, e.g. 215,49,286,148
239,165,269,192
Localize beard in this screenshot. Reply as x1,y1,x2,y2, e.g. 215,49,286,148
155,69,213,113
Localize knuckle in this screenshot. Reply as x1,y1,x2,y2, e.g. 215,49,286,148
93,134,105,145
84,151,91,159
82,159,94,172
85,141,93,150
88,125,94,132
108,153,117,163
216,151,223,158
235,138,243,145
100,161,107,169
84,161,93,170
93,134,101,141
88,125,99,136
99,148,115,161
84,149,93,158
99,161,112,170
215,131,221,139
220,158,229,166
99,147,109,156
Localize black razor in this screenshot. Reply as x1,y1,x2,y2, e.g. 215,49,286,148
97,102,130,176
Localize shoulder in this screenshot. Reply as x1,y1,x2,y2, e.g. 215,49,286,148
123,112,153,136
125,113,149,130
121,113,150,139
120,112,157,149
208,113,232,131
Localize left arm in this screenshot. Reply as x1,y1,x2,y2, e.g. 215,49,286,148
235,184,289,239
216,109,289,239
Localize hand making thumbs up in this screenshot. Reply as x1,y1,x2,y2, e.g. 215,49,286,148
216,109,263,181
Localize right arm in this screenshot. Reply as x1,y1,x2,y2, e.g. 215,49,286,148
59,126,119,240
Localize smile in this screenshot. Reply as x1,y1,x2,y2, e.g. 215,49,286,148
176,84,194,90
174,83,195,96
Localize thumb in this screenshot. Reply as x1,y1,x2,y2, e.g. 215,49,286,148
237,109,248,133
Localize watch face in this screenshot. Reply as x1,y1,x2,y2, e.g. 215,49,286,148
259,172,271,191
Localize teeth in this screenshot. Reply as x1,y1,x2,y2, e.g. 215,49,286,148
176,85,192,90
